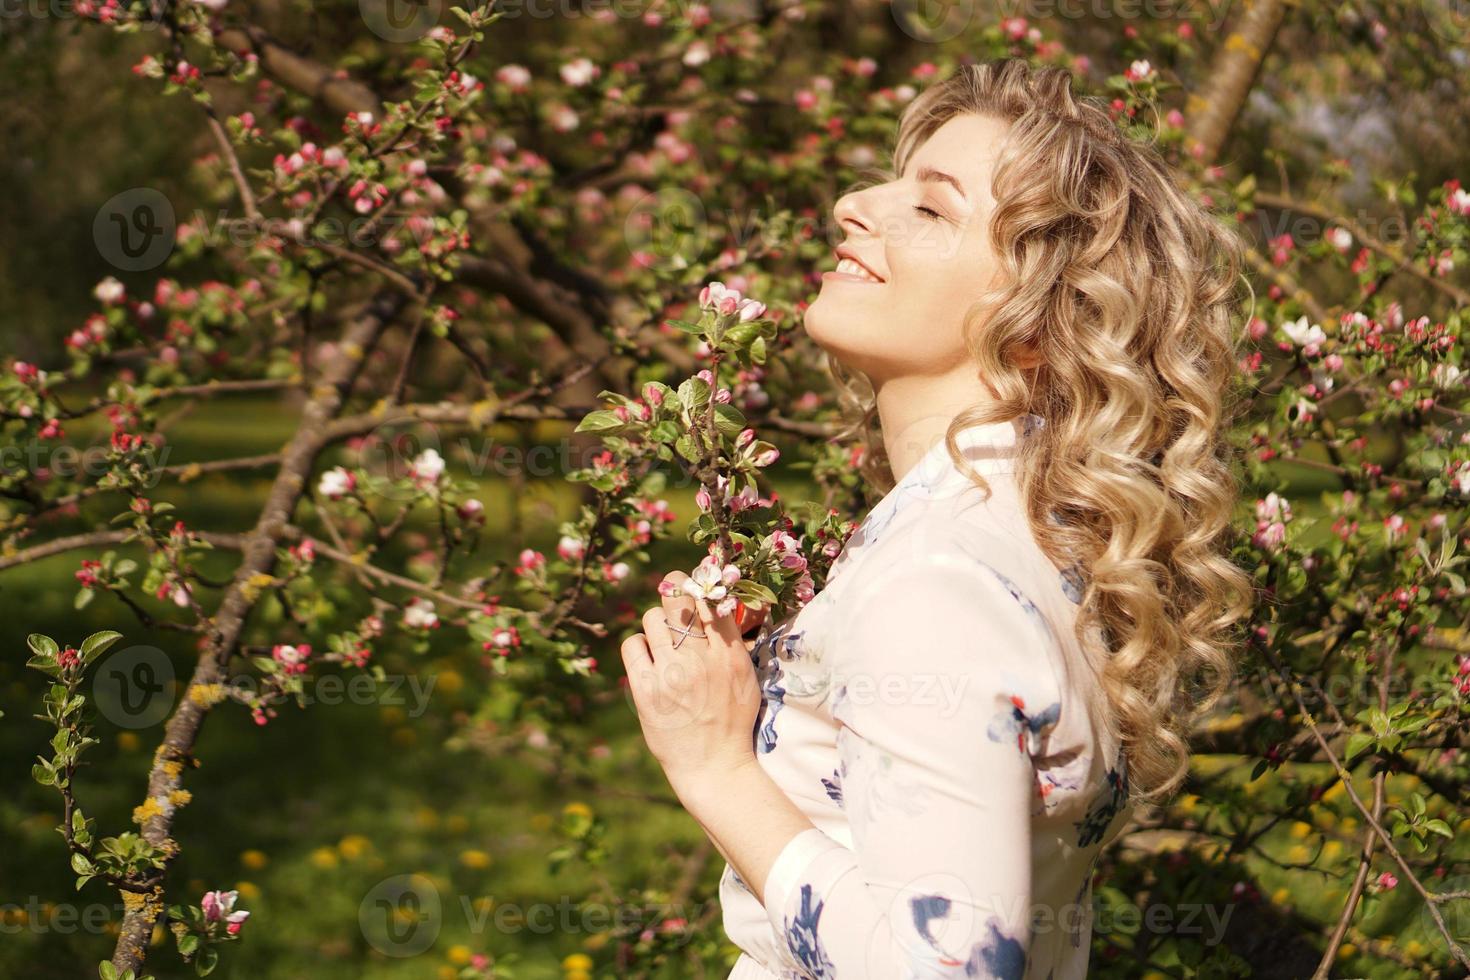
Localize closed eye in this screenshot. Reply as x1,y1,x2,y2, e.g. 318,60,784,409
912,204,944,220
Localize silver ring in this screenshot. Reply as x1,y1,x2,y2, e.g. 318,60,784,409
664,616,708,649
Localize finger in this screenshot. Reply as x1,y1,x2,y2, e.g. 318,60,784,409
642,603,684,662
695,596,746,650
658,572,702,639
620,631,653,673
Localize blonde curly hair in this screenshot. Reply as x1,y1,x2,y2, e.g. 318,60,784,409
828,57,1256,806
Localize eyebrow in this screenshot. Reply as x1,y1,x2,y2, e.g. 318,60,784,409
915,164,968,202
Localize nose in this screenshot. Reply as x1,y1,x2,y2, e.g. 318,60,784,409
832,186,878,244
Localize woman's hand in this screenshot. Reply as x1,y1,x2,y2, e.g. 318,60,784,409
620,570,764,804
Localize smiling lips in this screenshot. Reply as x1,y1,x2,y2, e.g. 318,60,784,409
830,248,886,283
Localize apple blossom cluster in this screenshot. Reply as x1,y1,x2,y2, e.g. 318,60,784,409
577,281,856,627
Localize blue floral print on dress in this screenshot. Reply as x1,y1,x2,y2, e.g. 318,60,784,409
1067,857,1096,949
784,883,836,978
724,864,754,897
821,767,843,807
1074,745,1130,847
1059,563,1086,604
986,693,1062,758
754,621,804,754
904,893,962,973
962,918,1029,980
1033,766,1085,818
835,725,926,839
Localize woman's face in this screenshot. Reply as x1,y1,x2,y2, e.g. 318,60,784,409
803,112,1014,384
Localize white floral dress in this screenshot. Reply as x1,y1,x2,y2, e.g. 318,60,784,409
720,414,1134,980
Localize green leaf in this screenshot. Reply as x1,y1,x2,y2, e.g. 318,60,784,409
178,934,200,957
71,852,95,875
76,589,96,610
81,631,124,663
712,403,747,437
1343,732,1374,763
673,434,701,463
99,961,119,980
196,946,219,976
573,410,626,435
27,634,59,659
1425,819,1454,839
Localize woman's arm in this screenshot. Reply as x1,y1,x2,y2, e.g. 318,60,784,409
683,553,1064,979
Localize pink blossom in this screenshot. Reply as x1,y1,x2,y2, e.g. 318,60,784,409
318,466,356,500
272,644,311,675
403,597,439,629
201,890,250,934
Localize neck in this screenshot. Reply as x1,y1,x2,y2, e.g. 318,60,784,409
873,369,1000,485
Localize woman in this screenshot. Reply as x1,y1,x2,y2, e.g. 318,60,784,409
620,58,1253,979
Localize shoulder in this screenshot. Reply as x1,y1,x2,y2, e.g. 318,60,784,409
829,546,1066,705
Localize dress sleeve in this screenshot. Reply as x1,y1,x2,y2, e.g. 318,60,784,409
758,550,1064,980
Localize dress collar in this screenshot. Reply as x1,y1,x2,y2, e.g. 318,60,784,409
855,412,1042,533
890,411,1042,488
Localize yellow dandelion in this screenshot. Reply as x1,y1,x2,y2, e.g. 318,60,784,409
381,706,406,725
582,933,609,951
459,849,492,869
1339,817,1358,833
447,944,472,965
236,882,261,901
1322,840,1343,860
566,971,592,980
310,846,339,869
415,806,440,829
241,850,268,871
338,834,372,860
563,953,594,970
1404,940,1426,958
1322,782,1346,802
1339,943,1356,958
117,732,140,752
1286,844,1309,863
471,897,494,914
563,802,593,820
437,669,463,695
1289,821,1313,838
1271,887,1290,905
436,967,457,980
